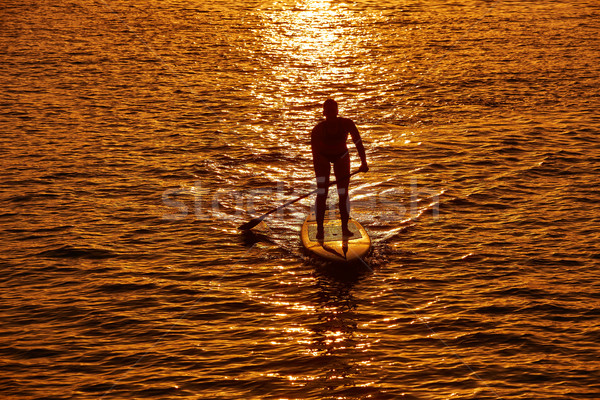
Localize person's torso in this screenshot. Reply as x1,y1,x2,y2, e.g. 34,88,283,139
315,117,349,155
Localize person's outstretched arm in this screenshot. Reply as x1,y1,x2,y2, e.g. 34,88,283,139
349,121,368,172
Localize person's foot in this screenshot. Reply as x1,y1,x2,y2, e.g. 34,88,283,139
342,228,354,237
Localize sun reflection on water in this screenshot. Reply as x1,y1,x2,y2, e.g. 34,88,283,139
252,0,369,123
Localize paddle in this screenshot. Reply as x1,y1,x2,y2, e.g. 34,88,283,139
238,170,361,230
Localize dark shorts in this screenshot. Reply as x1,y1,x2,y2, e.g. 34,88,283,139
319,150,348,163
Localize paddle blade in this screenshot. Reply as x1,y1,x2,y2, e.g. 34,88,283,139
238,216,263,230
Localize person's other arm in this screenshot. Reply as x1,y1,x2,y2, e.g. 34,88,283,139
310,125,319,157
349,120,368,172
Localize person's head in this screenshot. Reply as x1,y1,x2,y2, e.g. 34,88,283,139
323,98,338,119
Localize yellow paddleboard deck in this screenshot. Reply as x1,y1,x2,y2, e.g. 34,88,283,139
301,214,371,263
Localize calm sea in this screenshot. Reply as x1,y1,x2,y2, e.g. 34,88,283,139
1,0,599,399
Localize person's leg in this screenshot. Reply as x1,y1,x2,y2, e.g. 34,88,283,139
313,153,330,239
333,152,352,236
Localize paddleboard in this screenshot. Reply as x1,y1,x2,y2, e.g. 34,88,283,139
301,213,371,263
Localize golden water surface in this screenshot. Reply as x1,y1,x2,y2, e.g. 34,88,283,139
1,0,599,399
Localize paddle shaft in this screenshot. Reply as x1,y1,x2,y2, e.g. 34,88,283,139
238,170,360,230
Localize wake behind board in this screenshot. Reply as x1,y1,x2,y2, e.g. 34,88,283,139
301,213,371,263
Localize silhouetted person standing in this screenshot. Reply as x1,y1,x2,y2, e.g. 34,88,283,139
311,99,368,239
